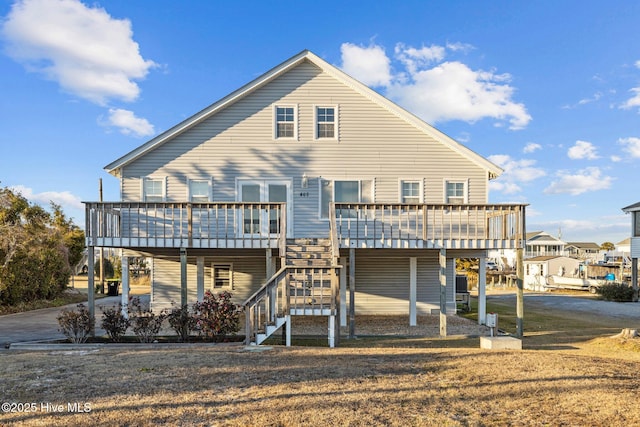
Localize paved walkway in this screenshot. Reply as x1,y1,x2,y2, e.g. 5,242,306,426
0,279,151,349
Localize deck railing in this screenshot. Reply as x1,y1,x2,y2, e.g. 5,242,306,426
84,202,286,249
333,203,526,249
85,202,525,250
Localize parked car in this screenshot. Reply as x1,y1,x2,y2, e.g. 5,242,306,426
486,261,499,271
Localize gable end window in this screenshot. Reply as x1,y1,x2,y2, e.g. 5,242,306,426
445,180,467,204
315,106,337,139
275,106,297,139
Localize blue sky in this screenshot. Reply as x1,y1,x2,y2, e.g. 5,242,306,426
1,0,639,245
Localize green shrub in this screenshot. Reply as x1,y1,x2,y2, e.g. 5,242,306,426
597,282,634,302
129,297,165,343
57,304,94,343
164,303,196,342
100,303,130,342
192,291,241,340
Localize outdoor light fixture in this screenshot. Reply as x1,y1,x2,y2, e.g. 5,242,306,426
301,173,308,188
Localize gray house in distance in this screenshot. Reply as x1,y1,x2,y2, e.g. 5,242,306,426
85,50,527,346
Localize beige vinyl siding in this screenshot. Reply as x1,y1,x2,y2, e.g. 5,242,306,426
149,255,267,312
119,60,489,238
352,251,455,315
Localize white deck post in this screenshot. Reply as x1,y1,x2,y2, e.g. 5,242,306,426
349,248,356,339
409,257,417,326
180,248,188,308
478,256,487,325
196,256,205,301
328,315,335,348
439,249,447,337
87,246,95,336
340,257,347,327
285,315,291,347
121,255,130,318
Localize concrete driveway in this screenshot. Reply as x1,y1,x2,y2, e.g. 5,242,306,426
0,295,150,349
489,292,640,320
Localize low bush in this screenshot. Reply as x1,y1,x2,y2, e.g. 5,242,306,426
130,297,165,343
192,290,241,340
597,282,634,302
57,304,94,343
164,303,196,342
100,303,130,342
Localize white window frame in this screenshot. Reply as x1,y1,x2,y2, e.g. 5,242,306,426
399,179,423,204
273,105,298,140
141,177,166,202
319,178,374,220
314,105,338,140
211,263,233,290
187,178,213,203
444,180,468,204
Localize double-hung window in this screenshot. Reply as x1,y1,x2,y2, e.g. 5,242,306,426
142,177,165,202
315,106,336,139
320,179,373,219
188,179,211,203
445,180,467,204
275,106,296,139
400,180,422,204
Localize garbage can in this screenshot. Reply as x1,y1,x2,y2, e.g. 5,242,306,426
106,279,120,296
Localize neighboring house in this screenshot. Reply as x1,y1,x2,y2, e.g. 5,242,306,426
523,256,581,291
621,203,639,297
525,231,566,258
564,242,602,264
84,50,527,346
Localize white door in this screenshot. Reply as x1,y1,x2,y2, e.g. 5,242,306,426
238,179,292,236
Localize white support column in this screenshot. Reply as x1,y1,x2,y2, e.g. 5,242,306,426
439,249,447,337
409,257,417,326
340,257,347,327
328,315,335,348
349,248,356,339
121,256,130,319
196,256,205,301
266,249,274,279
478,256,487,325
180,248,187,308
87,246,95,336
285,315,291,347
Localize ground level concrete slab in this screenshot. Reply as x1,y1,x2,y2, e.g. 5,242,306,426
480,336,522,350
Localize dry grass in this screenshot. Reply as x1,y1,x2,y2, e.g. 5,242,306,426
2,341,640,426
2,294,640,426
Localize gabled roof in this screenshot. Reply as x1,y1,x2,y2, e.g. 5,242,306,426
104,49,504,178
622,202,640,212
526,231,566,245
565,242,601,250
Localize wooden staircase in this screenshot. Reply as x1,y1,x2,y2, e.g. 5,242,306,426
244,238,340,347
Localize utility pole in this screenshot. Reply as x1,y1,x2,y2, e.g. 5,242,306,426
99,178,104,294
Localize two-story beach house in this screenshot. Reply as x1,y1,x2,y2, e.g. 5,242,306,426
85,50,527,346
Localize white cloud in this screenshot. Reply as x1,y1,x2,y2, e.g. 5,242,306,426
340,42,531,130
611,155,622,162
340,43,391,87
10,185,83,210
620,88,640,110
523,143,541,153
487,154,546,195
619,136,640,158
544,167,613,196
567,140,599,160
105,108,155,137
1,0,157,105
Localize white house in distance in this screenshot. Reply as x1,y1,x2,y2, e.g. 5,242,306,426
523,256,582,291
525,231,566,258
84,50,527,346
